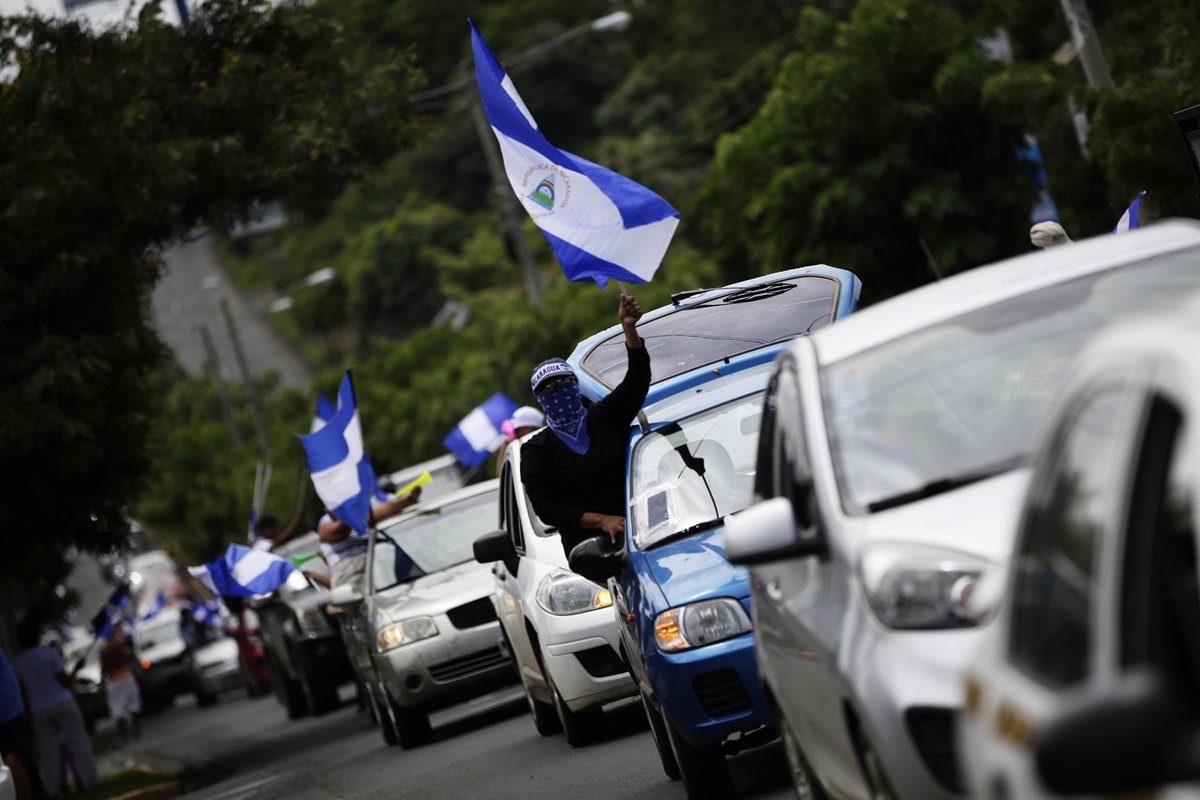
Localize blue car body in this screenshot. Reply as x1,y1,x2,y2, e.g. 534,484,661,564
565,266,862,754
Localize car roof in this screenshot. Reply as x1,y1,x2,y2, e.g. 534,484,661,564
568,265,860,405
377,479,500,530
808,220,1200,365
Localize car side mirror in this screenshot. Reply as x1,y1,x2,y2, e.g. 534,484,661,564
328,583,364,608
568,535,627,582
725,497,823,565
474,530,516,565
1036,669,1200,795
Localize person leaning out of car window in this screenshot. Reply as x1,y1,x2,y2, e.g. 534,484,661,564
319,487,422,596
522,293,649,562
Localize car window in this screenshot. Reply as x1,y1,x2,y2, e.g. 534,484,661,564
630,392,764,549
372,489,499,591
1009,385,1142,688
582,277,839,388
753,372,781,500
1120,398,1200,683
823,247,1200,515
501,465,525,554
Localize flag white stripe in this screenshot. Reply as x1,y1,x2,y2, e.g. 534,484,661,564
231,551,283,588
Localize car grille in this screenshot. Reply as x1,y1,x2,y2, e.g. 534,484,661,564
693,669,752,718
428,647,511,684
905,707,964,794
445,597,498,630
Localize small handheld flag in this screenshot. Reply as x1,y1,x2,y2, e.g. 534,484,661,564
444,392,519,469
1114,191,1145,233
91,584,131,639
470,20,679,289
188,544,298,597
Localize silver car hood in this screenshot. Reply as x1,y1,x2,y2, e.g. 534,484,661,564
860,468,1031,564
373,560,493,621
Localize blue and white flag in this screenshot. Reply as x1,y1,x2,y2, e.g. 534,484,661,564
444,392,519,469
139,592,166,623
311,394,336,433
299,370,375,534
91,583,131,639
191,599,223,627
470,21,680,289
1114,191,1145,233
188,544,297,597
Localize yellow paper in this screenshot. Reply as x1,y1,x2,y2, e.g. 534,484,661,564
394,471,432,498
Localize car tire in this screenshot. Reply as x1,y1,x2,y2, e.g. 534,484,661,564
547,672,604,747
639,689,681,780
366,684,399,747
392,701,432,750
275,665,309,720
663,715,734,800
522,675,560,737
781,723,825,800
196,690,218,708
850,722,898,800
300,672,340,716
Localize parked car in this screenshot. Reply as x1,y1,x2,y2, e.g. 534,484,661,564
132,609,192,710
725,220,1200,800
252,532,352,719
334,481,517,750
188,621,245,707
473,438,635,746
958,309,1200,799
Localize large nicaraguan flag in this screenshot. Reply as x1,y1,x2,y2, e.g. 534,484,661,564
188,544,297,597
299,370,374,534
1113,191,1145,233
444,392,519,469
470,20,679,289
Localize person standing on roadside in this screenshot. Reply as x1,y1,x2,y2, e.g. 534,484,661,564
99,623,140,745
10,621,97,797
522,293,649,561
0,645,41,800
320,488,422,594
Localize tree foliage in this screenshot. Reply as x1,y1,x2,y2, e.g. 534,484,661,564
0,0,419,589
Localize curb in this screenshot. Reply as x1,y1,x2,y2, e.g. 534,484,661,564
109,779,182,800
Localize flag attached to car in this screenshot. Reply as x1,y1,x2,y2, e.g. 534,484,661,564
444,392,519,469
470,20,679,289
188,544,297,597
1114,191,1145,232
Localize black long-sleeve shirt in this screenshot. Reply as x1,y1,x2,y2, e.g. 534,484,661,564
521,344,651,558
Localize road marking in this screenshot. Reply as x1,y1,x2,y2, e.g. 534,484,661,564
200,775,281,800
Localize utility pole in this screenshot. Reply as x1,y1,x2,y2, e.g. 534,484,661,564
199,324,244,449
1058,0,1114,88
471,91,545,306
218,296,272,461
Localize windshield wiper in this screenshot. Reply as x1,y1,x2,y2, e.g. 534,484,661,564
647,517,727,550
864,456,1025,513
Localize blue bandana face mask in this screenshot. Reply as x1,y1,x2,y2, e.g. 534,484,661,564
537,380,590,455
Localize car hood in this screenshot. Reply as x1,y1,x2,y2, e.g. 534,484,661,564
192,637,239,668
140,638,186,663
861,468,1031,563
374,560,493,619
641,528,749,609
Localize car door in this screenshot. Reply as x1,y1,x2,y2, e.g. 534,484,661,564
979,379,1145,799
495,461,543,687
751,352,863,795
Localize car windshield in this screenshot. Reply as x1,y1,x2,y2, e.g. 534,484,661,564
134,619,179,650
372,489,498,591
582,277,838,388
630,393,763,549
823,247,1200,515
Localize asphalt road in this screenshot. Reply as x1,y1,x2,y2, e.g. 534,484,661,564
99,684,793,800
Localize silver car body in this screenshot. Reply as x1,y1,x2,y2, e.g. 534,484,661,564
728,221,1200,799
492,435,635,715
960,309,1200,799
364,481,514,713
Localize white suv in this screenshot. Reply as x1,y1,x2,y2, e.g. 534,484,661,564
473,434,636,746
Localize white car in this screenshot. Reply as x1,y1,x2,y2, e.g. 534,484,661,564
959,308,1200,799
473,434,635,746
726,221,1200,799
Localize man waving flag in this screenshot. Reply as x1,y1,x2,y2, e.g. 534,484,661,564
470,20,679,289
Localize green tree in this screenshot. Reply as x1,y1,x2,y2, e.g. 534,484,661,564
0,0,419,591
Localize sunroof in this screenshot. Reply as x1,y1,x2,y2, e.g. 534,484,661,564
581,276,838,388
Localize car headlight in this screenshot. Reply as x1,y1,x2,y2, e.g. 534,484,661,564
376,617,439,653
536,571,613,616
654,598,752,652
296,606,332,636
861,542,993,629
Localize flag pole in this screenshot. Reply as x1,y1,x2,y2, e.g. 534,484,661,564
294,466,310,517
617,281,628,296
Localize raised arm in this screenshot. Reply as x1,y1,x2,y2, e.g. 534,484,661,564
598,294,650,426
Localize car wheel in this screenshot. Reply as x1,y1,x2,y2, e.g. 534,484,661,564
366,684,399,747
547,672,604,747
639,688,681,780
851,723,898,800
392,700,432,750
300,672,340,716
663,714,734,800
781,724,825,800
196,689,218,708
275,666,309,720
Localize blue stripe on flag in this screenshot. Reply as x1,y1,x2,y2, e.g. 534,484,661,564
540,229,652,289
